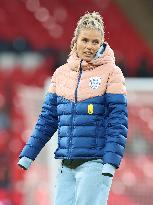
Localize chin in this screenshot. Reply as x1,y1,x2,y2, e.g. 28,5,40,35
83,57,93,62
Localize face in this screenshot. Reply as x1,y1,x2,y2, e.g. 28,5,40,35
76,28,102,62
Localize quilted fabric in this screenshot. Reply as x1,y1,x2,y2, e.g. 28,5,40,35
19,43,128,168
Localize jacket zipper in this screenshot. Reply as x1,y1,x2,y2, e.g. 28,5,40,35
74,60,83,103
68,60,83,159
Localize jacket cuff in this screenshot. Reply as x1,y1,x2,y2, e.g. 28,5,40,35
102,163,116,176
18,157,33,170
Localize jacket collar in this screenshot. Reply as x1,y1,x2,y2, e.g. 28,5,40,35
67,42,115,72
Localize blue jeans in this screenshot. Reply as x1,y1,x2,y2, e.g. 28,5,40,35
54,159,113,205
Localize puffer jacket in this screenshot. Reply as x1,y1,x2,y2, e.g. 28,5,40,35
18,43,128,170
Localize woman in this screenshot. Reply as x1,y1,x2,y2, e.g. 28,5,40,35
18,11,128,205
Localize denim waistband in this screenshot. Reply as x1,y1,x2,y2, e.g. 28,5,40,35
62,159,101,169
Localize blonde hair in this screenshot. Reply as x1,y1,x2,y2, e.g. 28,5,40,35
70,11,105,54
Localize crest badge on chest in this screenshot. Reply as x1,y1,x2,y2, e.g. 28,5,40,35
89,77,101,89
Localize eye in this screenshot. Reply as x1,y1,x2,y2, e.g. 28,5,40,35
92,40,99,45
82,38,88,43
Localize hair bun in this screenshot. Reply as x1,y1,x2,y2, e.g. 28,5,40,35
80,11,104,28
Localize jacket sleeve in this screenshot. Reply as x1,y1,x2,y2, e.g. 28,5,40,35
18,72,58,163
103,66,128,169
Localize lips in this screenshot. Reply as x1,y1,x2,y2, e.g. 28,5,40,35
84,51,93,56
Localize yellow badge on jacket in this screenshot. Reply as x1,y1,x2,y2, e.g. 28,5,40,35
88,104,94,114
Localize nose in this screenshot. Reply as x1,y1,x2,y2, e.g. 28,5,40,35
86,42,93,50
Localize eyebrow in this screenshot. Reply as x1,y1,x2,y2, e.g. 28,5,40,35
81,37,100,41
